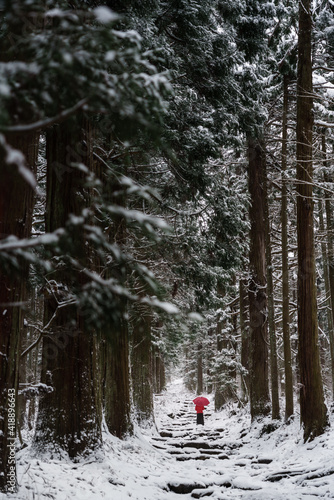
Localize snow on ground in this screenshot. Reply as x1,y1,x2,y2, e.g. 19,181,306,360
3,378,334,499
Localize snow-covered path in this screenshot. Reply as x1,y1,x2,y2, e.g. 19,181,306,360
148,378,334,499
4,378,334,499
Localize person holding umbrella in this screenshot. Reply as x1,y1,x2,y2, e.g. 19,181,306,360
193,396,210,425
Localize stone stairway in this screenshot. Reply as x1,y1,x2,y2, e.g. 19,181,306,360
150,398,241,462
149,389,320,498
147,387,334,498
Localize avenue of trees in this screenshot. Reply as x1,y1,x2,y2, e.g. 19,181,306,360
1,0,334,493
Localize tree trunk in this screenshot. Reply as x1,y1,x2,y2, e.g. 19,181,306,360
247,137,271,420
0,132,37,493
215,322,225,411
34,118,102,456
322,134,334,400
281,75,294,419
240,277,249,402
102,164,133,437
153,343,166,394
131,303,154,425
197,343,203,395
264,150,280,420
215,316,237,411
104,316,132,437
159,353,166,392
296,0,328,441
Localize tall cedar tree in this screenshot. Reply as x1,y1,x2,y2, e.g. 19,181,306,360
104,191,132,438
264,148,280,420
0,2,38,490
235,0,274,419
296,0,328,440
34,118,102,456
104,315,132,437
281,75,294,419
0,133,37,493
248,138,271,419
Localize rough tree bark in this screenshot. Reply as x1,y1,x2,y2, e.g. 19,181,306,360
264,152,280,420
196,343,204,395
152,337,166,395
34,117,102,456
296,0,328,441
247,137,271,420
215,322,224,411
103,167,132,438
281,75,294,419
0,3,39,490
240,277,250,402
104,315,132,438
131,303,154,424
0,133,38,493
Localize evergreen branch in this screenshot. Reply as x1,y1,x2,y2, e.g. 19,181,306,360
314,120,334,129
163,203,209,216
313,66,334,72
0,229,63,252
164,27,185,43
0,98,88,133
149,190,209,216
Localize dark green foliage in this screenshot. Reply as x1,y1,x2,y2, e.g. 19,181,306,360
167,162,248,309
236,1,275,60
156,1,243,192
0,0,173,332
0,0,169,131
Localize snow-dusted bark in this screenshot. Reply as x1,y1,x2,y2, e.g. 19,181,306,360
296,0,328,441
131,303,154,425
247,137,271,420
281,75,294,420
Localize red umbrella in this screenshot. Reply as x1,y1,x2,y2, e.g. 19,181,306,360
193,396,210,406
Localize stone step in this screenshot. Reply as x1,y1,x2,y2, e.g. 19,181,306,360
182,441,212,450
150,399,235,467
160,431,173,438
152,443,167,450
167,480,207,494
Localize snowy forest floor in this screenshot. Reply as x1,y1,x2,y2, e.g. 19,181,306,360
4,379,334,500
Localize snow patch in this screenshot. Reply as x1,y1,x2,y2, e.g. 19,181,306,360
232,474,263,490
93,7,119,24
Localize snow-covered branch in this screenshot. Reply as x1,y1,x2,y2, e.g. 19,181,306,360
0,98,88,133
